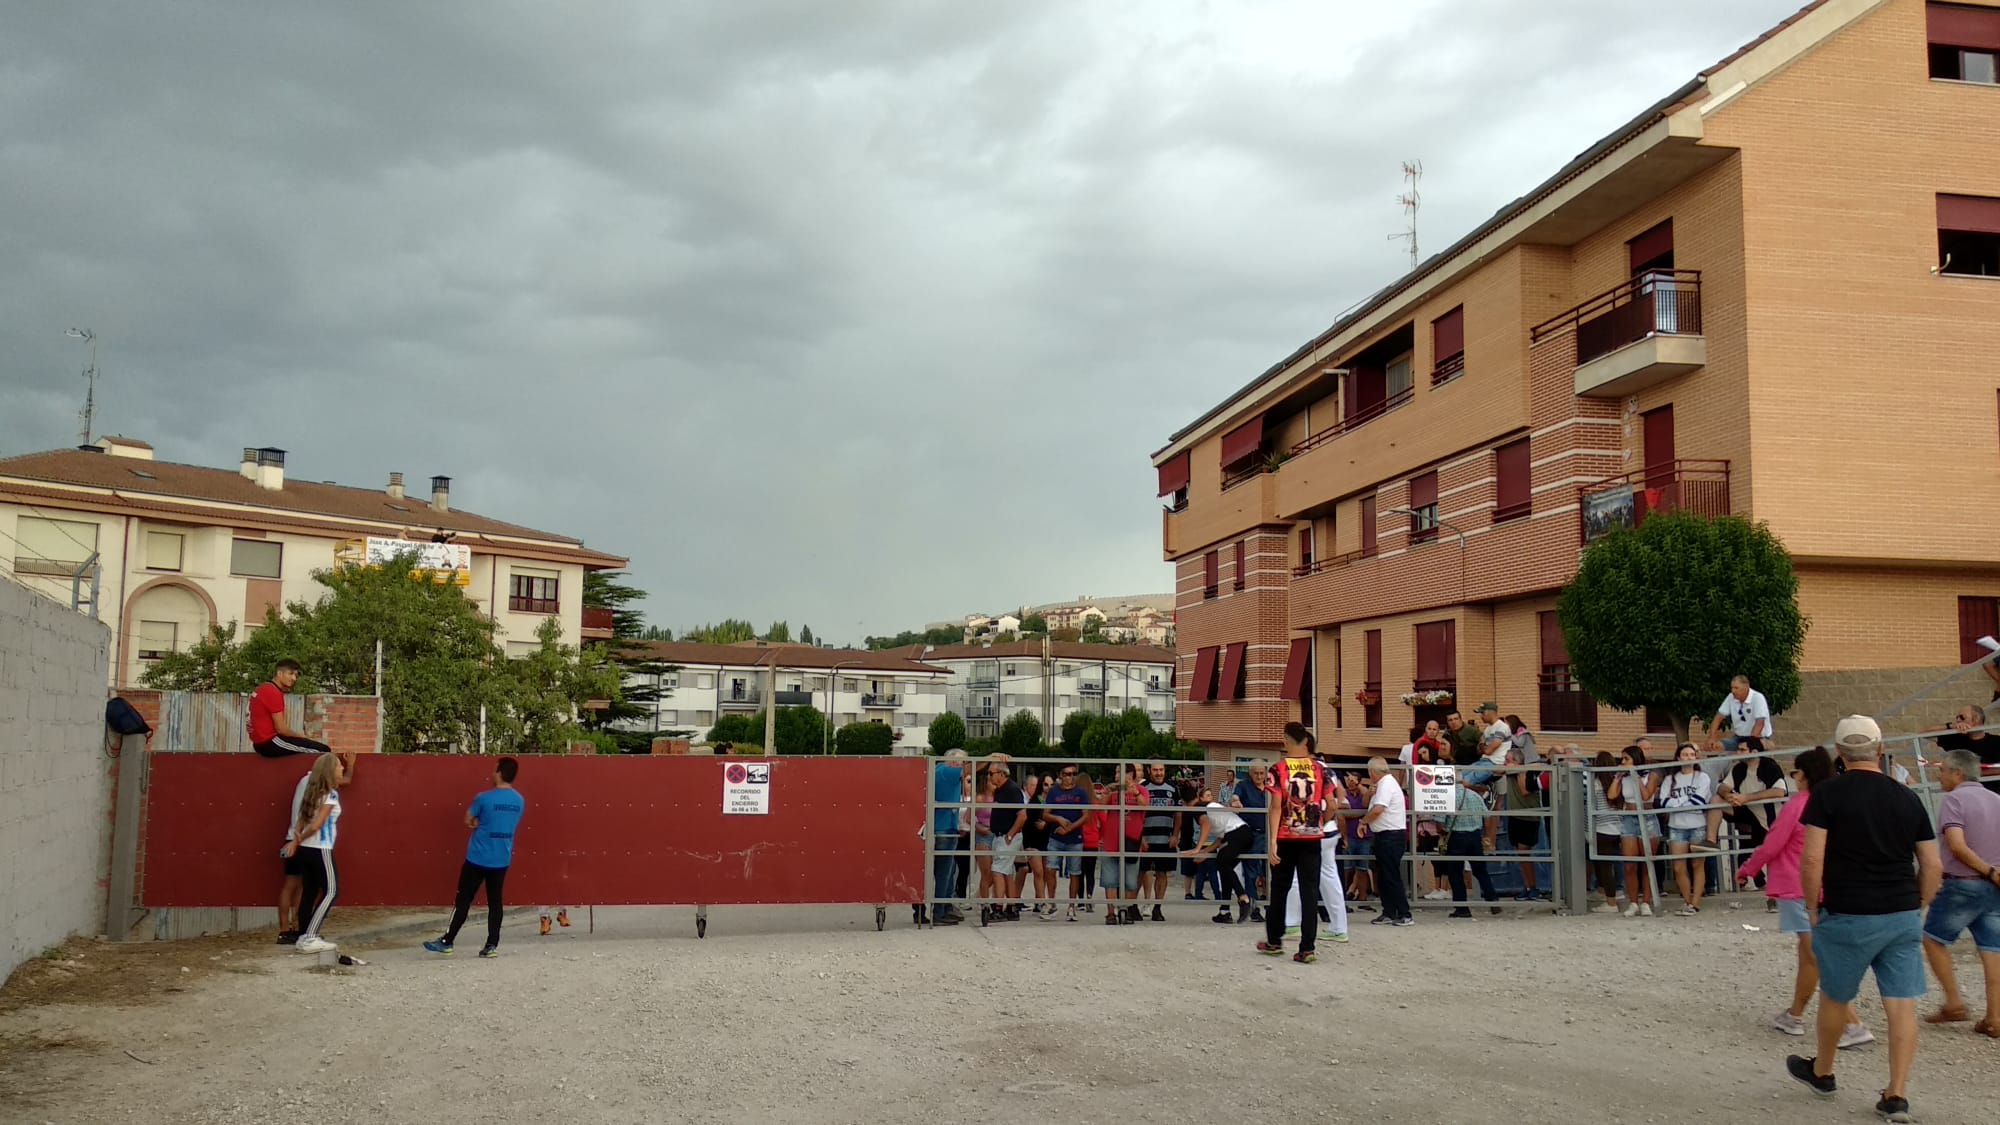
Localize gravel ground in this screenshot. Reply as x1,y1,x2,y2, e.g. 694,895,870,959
1,897,1995,1125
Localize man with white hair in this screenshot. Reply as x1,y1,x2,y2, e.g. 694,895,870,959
1919,748,2000,1036
1358,757,1411,927
1786,716,1941,1124
928,749,968,926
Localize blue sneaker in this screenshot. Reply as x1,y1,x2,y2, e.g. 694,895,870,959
478,946,500,958
422,940,453,955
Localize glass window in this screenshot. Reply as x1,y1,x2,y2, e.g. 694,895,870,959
508,569,559,613
137,619,178,661
144,530,184,571
11,516,98,574
230,538,282,579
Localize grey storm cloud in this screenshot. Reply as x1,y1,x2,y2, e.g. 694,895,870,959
0,0,1807,642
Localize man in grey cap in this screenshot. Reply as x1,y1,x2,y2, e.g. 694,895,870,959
1786,715,1941,1123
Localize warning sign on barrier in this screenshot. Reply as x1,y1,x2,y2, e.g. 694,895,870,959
1413,763,1456,815
724,760,771,815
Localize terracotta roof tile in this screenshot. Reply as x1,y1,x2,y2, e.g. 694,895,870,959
884,640,1178,665
624,641,949,676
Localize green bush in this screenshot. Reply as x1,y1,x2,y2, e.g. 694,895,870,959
835,721,896,756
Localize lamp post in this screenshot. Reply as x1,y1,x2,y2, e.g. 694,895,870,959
823,659,862,755
1384,506,1468,603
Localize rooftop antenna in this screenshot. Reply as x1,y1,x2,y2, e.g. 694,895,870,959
1388,160,1422,271
65,328,98,446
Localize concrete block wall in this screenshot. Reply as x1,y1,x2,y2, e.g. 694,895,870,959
0,577,113,982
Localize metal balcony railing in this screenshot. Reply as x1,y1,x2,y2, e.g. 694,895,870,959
1531,269,1703,365
861,693,900,708
1578,459,1731,543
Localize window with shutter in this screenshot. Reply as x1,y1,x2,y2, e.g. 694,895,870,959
1408,472,1439,544
1234,541,1246,591
1203,551,1219,600
1938,193,2000,277
1431,306,1465,386
1959,596,2000,664
1363,629,1383,729
1537,610,1597,732
1361,495,1378,558
1494,439,1532,523
1929,3,2000,83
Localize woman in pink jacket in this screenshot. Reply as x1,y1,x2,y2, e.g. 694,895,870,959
1737,747,1874,1048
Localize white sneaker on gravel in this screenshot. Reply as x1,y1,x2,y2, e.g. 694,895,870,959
1838,1024,1875,1050
1591,903,1621,915
1423,890,1450,901
295,936,336,955
1772,1010,1807,1036
1622,903,1640,918
1639,903,1655,917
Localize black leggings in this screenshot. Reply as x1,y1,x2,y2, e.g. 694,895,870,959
1265,838,1323,952
298,845,338,938
254,735,331,758
443,861,508,948
1080,855,1098,897
1593,832,1625,898
1215,825,1256,900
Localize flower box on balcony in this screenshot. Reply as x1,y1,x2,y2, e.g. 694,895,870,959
1353,690,1381,706
1400,690,1454,707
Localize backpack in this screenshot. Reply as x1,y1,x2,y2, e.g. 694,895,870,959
106,697,153,737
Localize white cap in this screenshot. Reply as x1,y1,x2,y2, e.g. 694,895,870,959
1833,714,1882,751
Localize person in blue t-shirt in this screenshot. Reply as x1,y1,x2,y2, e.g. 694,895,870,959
927,751,968,926
424,757,526,958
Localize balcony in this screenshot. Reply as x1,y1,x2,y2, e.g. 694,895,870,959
1220,461,1272,493
1290,385,1415,456
581,606,616,639
1532,270,1705,399
861,692,901,709
718,686,764,709
1079,682,1105,695
1146,679,1172,695
964,705,998,720
1578,459,1732,543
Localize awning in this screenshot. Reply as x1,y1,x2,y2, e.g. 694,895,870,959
1190,646,1219,702
1218,642,1248,702
1939,193,2000,235
1280,637,1312,698
1156,451,1191,497
1219,414,1266,468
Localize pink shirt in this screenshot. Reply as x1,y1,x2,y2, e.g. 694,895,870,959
1738,791,1810,901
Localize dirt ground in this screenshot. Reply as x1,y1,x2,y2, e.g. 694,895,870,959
0,898,1994,1125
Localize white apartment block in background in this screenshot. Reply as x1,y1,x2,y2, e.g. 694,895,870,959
893,641,1178,739
0,437,625,687
618,641,952,752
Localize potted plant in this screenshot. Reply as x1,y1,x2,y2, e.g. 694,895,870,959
1399,689,1455,707
1353,688,1381,706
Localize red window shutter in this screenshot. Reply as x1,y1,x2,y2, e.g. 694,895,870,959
1443,620,1457,680
1432,306,1465,360
1414,621,1456,685
1939,194,2000,235
1204,551,1219,591
1409,472,1438,511
1364,629,1382,682
1218,642,1249,702
1190,646,1219,702
1298,527,1314,565
1219,414,1266,468
1234,540,1247,591
1494,438,1532,521
1930,3,2000,51
1361,495,1378,557
1156,452,1190,497
1628,220,1674,272
1538,611,1569,664
1959,597,1999,664
1281,637,1312,698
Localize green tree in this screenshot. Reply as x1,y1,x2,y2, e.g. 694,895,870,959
800,624,816,647
767,621,791,643
583,571,649,642
706,714,760,745
1558,511,1806,733
1050,626,1082,643
638,624,674,641
1021,614,1047,634
505,618,626,752
1000,710,1044,755
928,711,967,754
1060,711,1095,757
836,721,896,755
705,707,827,753
582,570,675,745
684,619,758,644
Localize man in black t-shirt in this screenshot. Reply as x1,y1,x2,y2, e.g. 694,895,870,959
1931,704,2000,794
988,764,1027,922
1786,716,1942,1121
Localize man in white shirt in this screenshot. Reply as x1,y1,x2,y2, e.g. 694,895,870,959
1360,757,1411,927
1478,702,1511,750
1706,675,1773,753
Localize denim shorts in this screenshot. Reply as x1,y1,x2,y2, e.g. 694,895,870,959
1617,815,1655,838
989,834,1021,876
1924,878,2000,953
1776,898,1810,934
1047,836,1083,877
1666,825,1705,844
1348,836,1372,858
1811,909,1925,1003
1098,853,1142,893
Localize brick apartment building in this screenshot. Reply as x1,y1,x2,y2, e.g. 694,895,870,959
1153,0,2000,763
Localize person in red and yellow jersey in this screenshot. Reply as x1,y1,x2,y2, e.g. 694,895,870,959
1258,721,1329,964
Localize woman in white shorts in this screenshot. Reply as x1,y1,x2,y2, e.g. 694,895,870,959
1738,747,1873,1047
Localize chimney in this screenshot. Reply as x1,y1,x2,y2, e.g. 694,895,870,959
255,447,286,491
387,471,405,500
240,448,259,480
430,475,451,512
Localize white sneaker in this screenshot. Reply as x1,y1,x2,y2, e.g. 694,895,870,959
1837,1023,1875,1050
1772,1010,1807,1036
1591,902,1621,915
1639,903,1655,917
1622,903,1640,918
295,935,336,955
1423,890,1450,901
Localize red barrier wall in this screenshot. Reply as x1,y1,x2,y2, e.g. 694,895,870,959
139,754,928,908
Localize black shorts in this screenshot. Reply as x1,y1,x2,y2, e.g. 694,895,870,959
1140,841,1176,873
1415,832,1441,854
253,735,331,758
1507,818,1543,847
282,851,306,878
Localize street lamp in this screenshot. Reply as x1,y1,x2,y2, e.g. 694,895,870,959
823,659,863,755
65,328,98,447
1384,506,1468,602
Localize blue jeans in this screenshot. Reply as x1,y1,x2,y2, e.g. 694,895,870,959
1812,909,1925,1003
932,850,961,917
1924,878,2000,953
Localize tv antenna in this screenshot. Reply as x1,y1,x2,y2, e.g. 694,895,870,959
65,328,98,446
1388,160,1422,270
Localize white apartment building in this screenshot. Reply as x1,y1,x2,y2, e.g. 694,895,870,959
618,641,952,751
894,641,1179,739
0,437,625,686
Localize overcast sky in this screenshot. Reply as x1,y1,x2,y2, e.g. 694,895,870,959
1,0,1807,643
